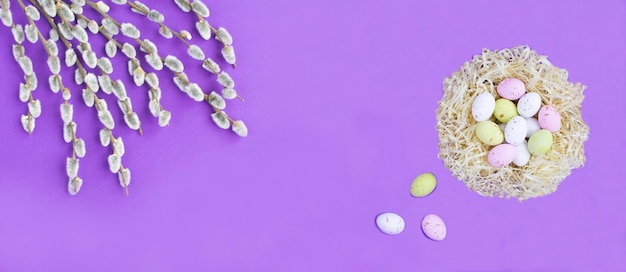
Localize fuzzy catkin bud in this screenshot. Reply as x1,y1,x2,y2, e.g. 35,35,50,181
61,103,74,123
19,56,34,76
108,154,121,173
65,48,77,67
221,46,236,65
74,68,83,85
25,25,38,43
202,58,220,74
19,83,31,102
124,112,141,130
145,53,163,70
63,121,75,143
82,89,95,107
67,177,83,195
211,111,230,129
145,73,159,89
132,1,149,13
117,98,132,113
196,20,211,40
113,80,128,100
133,67,146,86
87,20,99,34
105,40,117,58
118,168,131,188
140,39,157,53
83,50,97,68
84,73,99,92
159,26,173,39
121,23,140,39
102,18,119,36
232,120,248,137
98,110,115,130
149,100,161,117
28,100,42,118
158,110,171,127
100,128,111,146
25,5,41,21
26,74,38,90
49,75,61,93
71,26,89,43
174,0,191,12
187,45,205,60
95,1,110,12
57,22,73,40
207,91,226,109
122,43,136,58
45,39,58,56
191,1,210,17
216,27,233,45
71,5,84,17
222,88,237,100
20,114,35,133
186,83,205,102
99,75,114,94
74,138,86,158
58,4,75,21
41,0,57,17
113,137,125,157
97,58,113,74
1,8,13,27
12,24,25,43
47,56,61,74
66,157,79,178
148,10,164,23
164,55,184,73
217,72,235,88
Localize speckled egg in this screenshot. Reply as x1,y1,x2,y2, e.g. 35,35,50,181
538,105,562,132
421,214,446,241
517,92,542,117
410,173,437,197
505,116,527,145
513,140,530,167
497,78,526,100
494,98,518,123
471,92,496,122
528,129,553,156
525,117,541,138
487,144,517,167
476,121,504,146
376,212,405,235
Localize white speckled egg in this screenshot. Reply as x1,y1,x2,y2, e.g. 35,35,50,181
525,117,540,138
513,140,530,167
421,214,446,241
497,78,526,100
376,212,405,235
471,92,496,122
538,105,562,132
487,144,516,167
504,116,527,145
517,92,542,117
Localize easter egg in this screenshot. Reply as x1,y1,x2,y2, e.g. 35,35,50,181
538,105,561,132
525,117,541,138
504,116,527,145
528,129,553,156
487,144,516,167
517,92,542,117
494,99,518,123
497,78,526,100
410,173,437,197
513,140,531,167
476,121,504,146
376,213,405,235
421,214,447,241
471,93,496,122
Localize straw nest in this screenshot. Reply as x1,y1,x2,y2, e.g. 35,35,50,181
436,46,589,201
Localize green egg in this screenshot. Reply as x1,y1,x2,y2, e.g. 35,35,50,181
494,98,518,123
475,121,504,146
528,129,553,156
410,173,437,197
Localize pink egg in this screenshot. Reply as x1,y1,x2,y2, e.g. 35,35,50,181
497,78,526,100
421,214,447,241
487,144,516,167
538,105,561,132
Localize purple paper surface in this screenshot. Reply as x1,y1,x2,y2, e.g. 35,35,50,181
1,1,625,271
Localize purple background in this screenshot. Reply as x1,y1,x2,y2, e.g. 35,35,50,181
1,0,625,271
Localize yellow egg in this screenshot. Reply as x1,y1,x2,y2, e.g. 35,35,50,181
475,121,504,146
528,129,553,156
494,99,518,123
410,173,437,197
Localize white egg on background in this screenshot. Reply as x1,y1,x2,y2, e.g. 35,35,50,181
471,92,496,122
376,212,405,235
